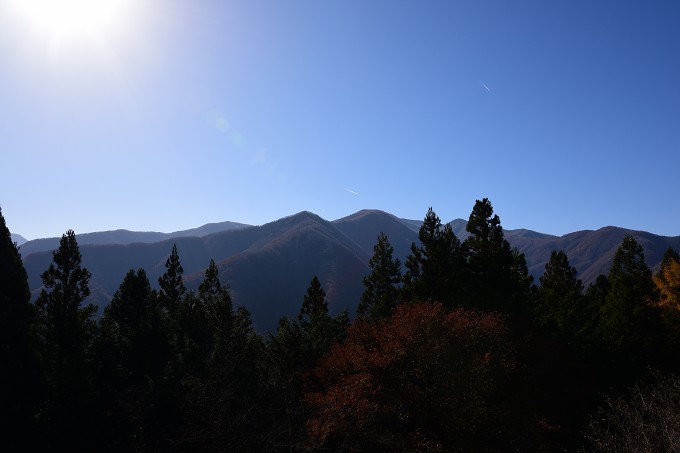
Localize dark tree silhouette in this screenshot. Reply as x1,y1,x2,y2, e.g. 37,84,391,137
463,198,532,314
158,243,185,312
299,275,327,323
534,250,585,338
96,268,170,450
402,207,463,307
358,232,402,320
35,230,97,449
599,235,663,374
0,207,42,447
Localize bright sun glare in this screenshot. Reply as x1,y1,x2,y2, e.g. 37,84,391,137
10,0,130,40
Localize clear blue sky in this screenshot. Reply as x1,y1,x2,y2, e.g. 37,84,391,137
1,0,678,240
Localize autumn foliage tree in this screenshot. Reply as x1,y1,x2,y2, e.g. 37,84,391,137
653,248,680,311
304,302,515,452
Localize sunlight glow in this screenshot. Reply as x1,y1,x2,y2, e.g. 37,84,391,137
10,0,131,40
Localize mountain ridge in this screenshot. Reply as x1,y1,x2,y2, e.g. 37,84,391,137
18,221,252,257
18,209,680,331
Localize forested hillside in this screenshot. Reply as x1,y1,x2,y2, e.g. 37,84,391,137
18,208,680,331
3,200,680,451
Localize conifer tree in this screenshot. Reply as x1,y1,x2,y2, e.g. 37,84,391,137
158,243,185,312
402,207,463,307
97,268,168,450
535,250,584,338
299,276,349,356
36,230,95,378
0,207,32,351
358,232,402,320
179,261,265,451
35,229,97,448
264,277,349,449
598,235,661,369
200,259,234,365
299,275,328,323
104,268,168,382
463,198,530,313
0,207,42,445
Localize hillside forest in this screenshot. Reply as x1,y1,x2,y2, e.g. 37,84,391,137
2,199,680,452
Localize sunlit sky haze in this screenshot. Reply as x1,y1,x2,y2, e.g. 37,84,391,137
1,1,679,240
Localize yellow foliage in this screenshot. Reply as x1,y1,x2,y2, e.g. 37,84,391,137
654,259,680,310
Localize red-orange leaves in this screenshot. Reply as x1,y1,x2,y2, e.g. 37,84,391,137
304,302,515,452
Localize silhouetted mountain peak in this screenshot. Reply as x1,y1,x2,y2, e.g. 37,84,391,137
336,209,396,222
271,210,325,225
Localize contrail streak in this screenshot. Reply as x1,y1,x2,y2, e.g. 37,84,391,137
480,81,491,91
344,188,358,195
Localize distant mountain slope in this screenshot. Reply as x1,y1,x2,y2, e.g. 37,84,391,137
194,212,369,331
509,227,680,284
19,221,252,257
20,209,680,332
24,237,212,309
398,217,469,239
333,210,419,262
22,212,368,331
167,221,252,238
396,216,677,283
11,233,27,246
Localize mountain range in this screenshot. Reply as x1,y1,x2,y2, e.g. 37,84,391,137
18,210,680,332
17,220,251,257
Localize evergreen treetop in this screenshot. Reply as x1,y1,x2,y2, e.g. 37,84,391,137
299,275,328,323
158,243,185,311
358,232,402,320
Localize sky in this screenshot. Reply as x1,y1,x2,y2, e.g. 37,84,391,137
1,0,679,240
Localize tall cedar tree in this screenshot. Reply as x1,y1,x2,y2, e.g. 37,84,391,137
463,198,532,314
179,261,265,452
264,276,349,449
402,207,463,308
0,207,42,447
35,230,97,449
358,232,402,320
598,235,662,373
154,243,190,448
200,259,234,366
96,268,169,450
299,275,328,322
578,274,610,352
103,268,169,384
158,243,186,312
299,275,349,356
265,316,309,449
535,250,585,339
524,249,599,449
